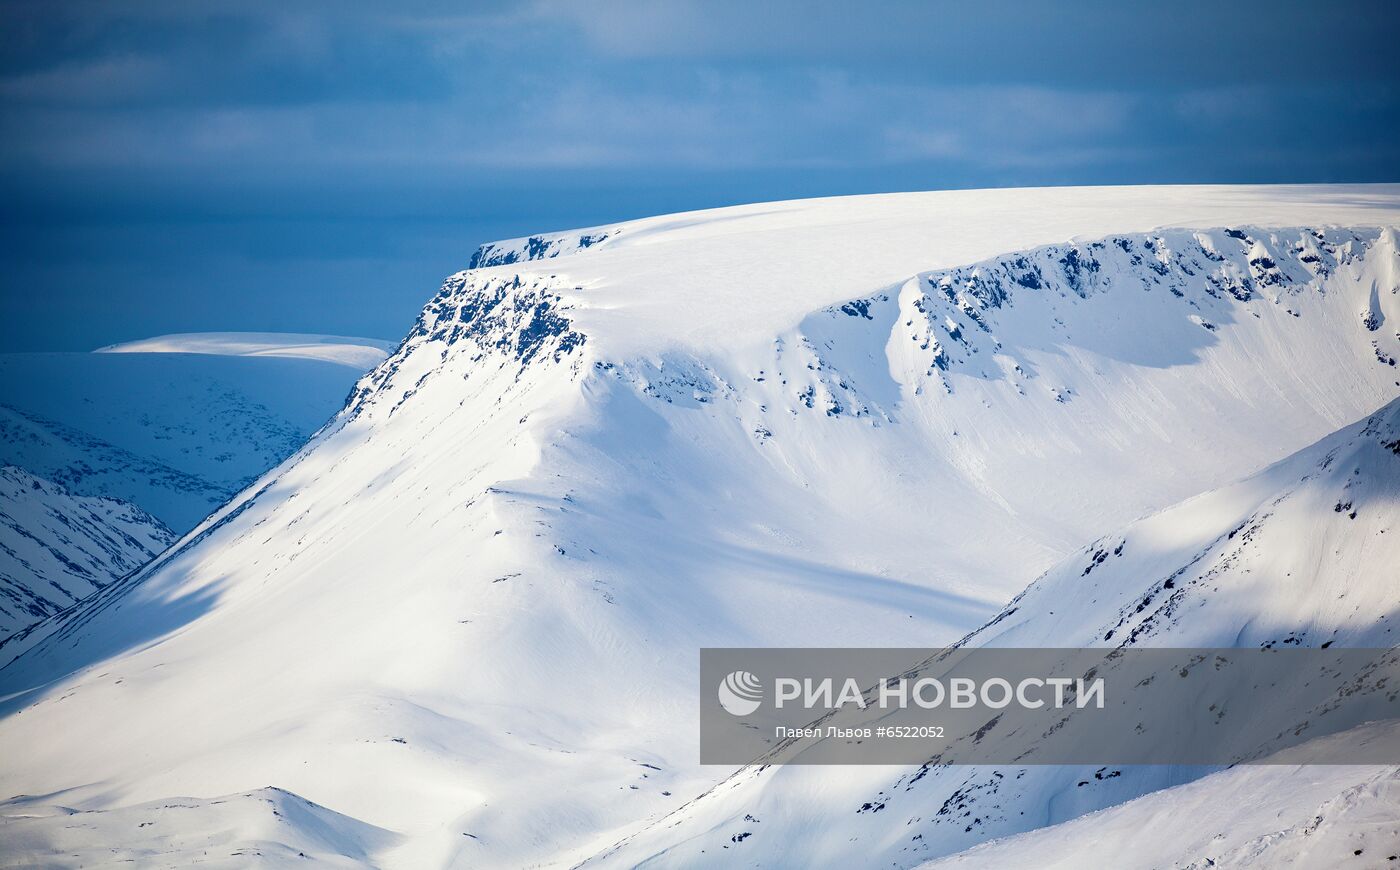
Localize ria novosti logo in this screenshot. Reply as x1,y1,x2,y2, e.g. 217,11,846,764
715,667,1107,718
718,670,763,715
703,648,1400,766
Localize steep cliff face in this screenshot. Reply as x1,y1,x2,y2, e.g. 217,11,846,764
468,228,617,269
1,186,1399,868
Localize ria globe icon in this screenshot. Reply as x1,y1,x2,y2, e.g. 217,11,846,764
718,670,763,716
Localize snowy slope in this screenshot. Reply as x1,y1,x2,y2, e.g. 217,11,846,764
0,335,389,644
0,186,1399,868
0,404,226,533
921,724,1400,870
0,787,395,869
0,336,392,531
586,394,1400,868
0,466,173,641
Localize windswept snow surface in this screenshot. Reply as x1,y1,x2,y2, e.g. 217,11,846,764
1,185,1400,868
96,332,396,370
586,394,1400,868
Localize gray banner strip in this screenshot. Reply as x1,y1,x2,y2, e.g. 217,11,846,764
700,648,1400,765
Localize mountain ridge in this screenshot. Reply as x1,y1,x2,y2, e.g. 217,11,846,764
2,186,1399,867
584,393,1400,867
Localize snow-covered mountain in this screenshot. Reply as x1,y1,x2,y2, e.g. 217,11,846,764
0,334,390,642
0,186,1398,868
588,393,1400,868
0,335,393,531
0,466,173,641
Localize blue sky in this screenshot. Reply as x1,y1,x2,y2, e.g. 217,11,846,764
2,0,1398,351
